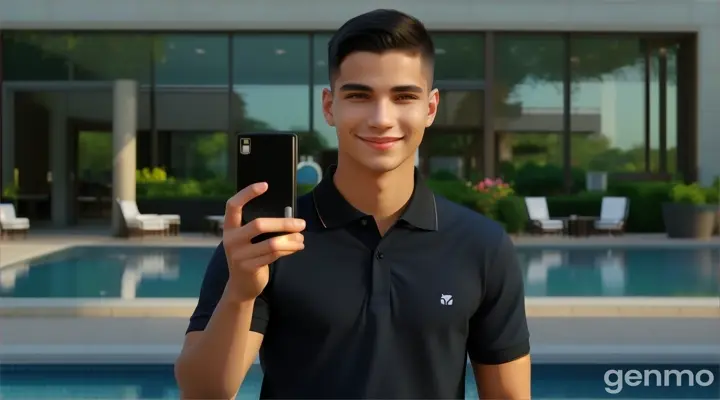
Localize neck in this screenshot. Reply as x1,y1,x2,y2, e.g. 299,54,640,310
333,155,416,232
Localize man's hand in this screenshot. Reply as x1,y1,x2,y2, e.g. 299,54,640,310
222,182,306,302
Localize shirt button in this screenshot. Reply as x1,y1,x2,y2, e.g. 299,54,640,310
360,219,367,226
376,252,384,260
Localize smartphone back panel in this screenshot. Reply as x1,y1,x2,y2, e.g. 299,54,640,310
236,132,298,227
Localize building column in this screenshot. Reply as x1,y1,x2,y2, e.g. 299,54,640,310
697,26,720,185
50,93,70,227
1,89,15,191
483,32,496,179
111,80,138,236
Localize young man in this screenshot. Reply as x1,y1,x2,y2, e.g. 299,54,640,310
175,9,531,400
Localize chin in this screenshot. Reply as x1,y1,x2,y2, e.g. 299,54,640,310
353,154,411,174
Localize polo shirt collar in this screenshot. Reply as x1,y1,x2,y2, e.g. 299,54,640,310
312,165,438,231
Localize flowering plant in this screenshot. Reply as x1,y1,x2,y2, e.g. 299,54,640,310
473,177,514,197
471,177,514,218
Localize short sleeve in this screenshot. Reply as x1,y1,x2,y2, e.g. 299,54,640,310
186,242,270,335
467,232,530,365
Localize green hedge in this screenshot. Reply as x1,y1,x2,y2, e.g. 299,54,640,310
605,182,673,232
138,179,318,199
430,180,687,234
136,171,717,234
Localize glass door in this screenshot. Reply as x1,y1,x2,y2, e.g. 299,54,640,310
420,89,484,182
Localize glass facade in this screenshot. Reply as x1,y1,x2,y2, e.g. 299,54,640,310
1,31,693,206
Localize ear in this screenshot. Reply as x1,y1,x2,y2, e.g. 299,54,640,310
322,88,335,127
426,88,439,127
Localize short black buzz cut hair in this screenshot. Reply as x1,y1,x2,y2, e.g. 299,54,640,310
327,9,435,85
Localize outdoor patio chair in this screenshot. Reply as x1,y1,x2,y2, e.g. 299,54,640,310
0,203,30,239
117,199,169,237
118,199,181,236
594,196,629,235
524,197,564,234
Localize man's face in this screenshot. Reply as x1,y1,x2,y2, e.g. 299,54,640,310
322,51,439,173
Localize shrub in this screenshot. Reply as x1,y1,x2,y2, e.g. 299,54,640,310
606,181,673,233
670,183,707,205
496,196,528,234
472,178,514,220
511,162,586,196
426,179,482,210
546,192,604,217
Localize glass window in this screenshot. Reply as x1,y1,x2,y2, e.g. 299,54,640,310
66,34,153,82
432,34,484,82
570,37,646,173
494,35,566,194
231,34,317,157
168,132,229,181
310,34,338,170
311,34,335,155
155,35,229,85
422,89,485,181
2,32,72,80
154,35,231,181
1,32,153,82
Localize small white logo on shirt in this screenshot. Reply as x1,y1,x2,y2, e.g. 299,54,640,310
440,294,454,306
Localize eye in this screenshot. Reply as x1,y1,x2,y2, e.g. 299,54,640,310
396,94,419,101
345,93,369,99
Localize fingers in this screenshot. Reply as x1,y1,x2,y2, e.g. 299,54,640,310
231,233,305,271
232,217,306,244
224,182,269,229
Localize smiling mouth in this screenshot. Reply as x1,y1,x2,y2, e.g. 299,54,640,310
357,136,402,151
357,137,403,143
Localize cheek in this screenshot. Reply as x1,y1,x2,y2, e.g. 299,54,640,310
399,105,431,130
333,103,365,129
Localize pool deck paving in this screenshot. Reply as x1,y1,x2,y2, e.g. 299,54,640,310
1,316,718,365
1,229,719,365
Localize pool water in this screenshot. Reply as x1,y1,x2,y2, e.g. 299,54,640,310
1,364,718,399
0,246,718,298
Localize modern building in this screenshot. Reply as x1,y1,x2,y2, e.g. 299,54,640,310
0,0,718,228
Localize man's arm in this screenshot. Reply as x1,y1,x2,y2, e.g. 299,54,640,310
174,244,269,400
472,355,531,399
467,231,531,399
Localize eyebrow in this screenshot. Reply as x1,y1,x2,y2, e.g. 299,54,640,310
338,83,424,93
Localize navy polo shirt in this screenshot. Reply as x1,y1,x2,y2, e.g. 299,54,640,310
187,166,530,399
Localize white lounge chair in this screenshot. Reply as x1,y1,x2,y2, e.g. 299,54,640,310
0,203,30,239
117,199,169,237
594,196,629,235
524,197,564,234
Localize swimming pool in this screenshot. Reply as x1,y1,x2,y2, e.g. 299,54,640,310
1,363,717,399
0,246,718,298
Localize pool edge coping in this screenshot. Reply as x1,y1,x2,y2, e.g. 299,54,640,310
1,297,718,318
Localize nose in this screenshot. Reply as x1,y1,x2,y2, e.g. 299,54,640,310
368,99,394,130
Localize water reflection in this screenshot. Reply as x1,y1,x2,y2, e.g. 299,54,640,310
0,247,212,298
119,253,180,299
518,248,720,297
0,262,30,291
0,246,718,298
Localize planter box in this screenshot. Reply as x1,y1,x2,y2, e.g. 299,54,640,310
662,203,718,239
137,198,226,232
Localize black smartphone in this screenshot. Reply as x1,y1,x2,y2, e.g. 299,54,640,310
236,132,298,243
